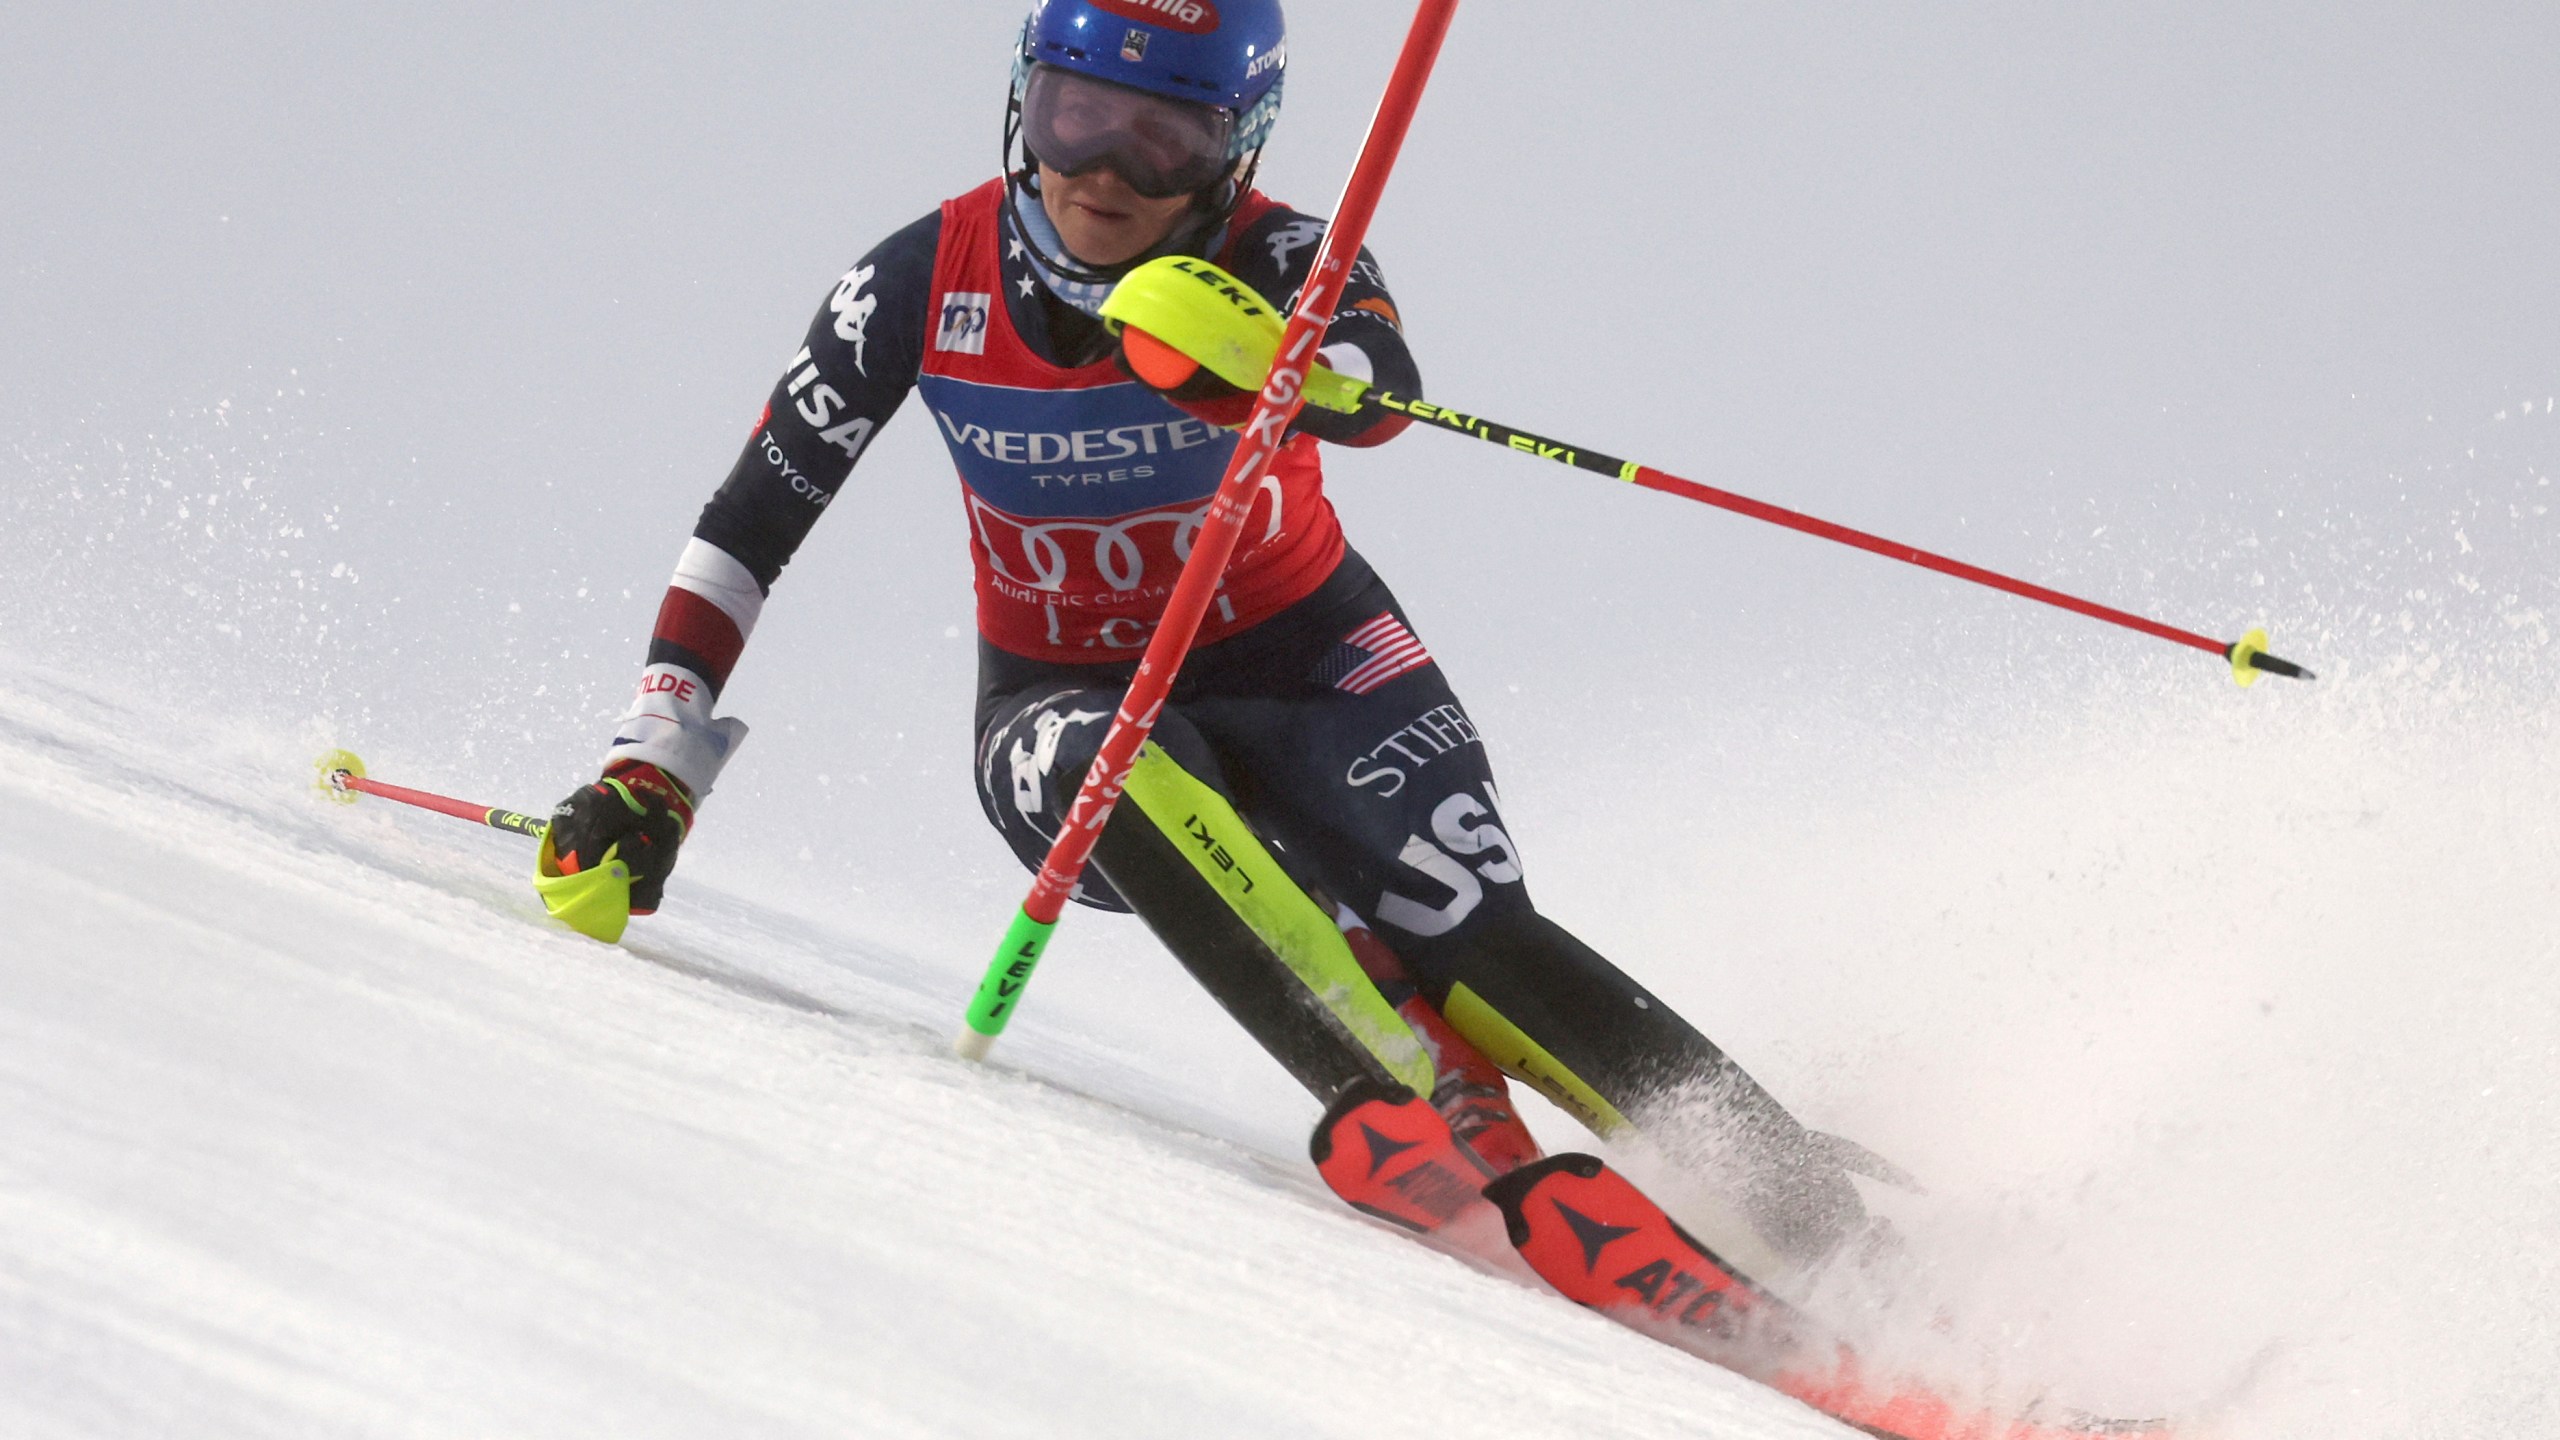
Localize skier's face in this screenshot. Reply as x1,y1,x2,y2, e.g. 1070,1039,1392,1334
1037,162,1196,267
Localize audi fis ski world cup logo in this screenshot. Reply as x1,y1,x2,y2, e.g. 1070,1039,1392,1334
965,478,1285,596
1090,0,1218,37
1120,28,1149,63
967,492,1207,594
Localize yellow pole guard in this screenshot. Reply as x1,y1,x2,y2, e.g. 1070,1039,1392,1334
533,832,635,944
1099,256,1370,415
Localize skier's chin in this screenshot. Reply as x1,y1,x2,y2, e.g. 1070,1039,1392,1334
1057,212,1162,268
1040,169,1189,268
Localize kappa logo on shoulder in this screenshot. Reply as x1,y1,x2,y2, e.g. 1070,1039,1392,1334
829,262,878,373
1265,218,1324,273
935,291,991,355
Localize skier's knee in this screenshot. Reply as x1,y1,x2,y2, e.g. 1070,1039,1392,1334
974,689,1223,912
984,692,1218,814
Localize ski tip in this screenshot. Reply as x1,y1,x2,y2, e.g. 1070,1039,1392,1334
1480,1152,1607,1248
1309,1077,1495,1236
952,1028,998,1064
1481,1151,1605,1204
314,748,366,803
1308,1075,1419,1164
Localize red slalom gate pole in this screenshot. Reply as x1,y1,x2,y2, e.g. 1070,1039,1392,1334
956,0,1463,1060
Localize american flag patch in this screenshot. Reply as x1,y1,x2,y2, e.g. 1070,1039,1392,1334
1313,612,1434,695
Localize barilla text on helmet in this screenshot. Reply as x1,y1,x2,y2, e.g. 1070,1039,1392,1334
1090,0,1218,35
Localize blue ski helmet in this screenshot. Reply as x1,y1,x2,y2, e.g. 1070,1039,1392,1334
1012,0,1288,167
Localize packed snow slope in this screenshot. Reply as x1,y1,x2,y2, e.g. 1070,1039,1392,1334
5,546,2558,1440
2,670,1861,1440
7,4,2560,1437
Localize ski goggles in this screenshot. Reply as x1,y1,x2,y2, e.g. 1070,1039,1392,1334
1021,64,1237,199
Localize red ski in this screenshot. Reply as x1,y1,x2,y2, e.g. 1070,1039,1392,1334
1309,1079,1498,1236
1483,1154,2179,1440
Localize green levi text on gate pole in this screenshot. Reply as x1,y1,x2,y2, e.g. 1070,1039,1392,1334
957,908,1056,1060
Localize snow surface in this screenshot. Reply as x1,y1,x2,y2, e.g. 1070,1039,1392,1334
0,673,1856,1440
7,580,2558,1440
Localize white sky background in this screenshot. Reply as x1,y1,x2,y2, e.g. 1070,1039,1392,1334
4,7,2558,1428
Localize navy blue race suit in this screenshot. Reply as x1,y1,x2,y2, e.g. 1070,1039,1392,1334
601,182,1869,1268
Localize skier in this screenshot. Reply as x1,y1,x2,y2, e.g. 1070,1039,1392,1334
541,0,1874,1268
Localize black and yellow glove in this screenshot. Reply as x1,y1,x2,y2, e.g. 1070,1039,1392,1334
535,760,696,940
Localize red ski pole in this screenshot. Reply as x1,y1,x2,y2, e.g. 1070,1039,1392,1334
956,0,1463,1060
1347,391,2318,684
315,749,633,942
315,749,547,837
